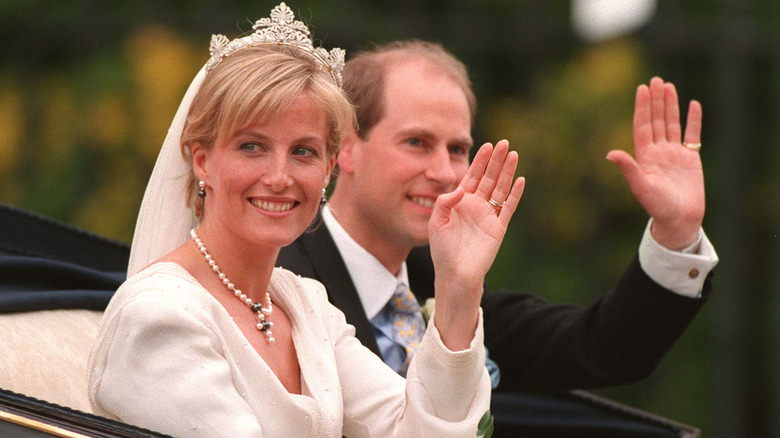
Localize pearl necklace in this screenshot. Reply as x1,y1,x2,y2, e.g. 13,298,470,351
190,229,275,343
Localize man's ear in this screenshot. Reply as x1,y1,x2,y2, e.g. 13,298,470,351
337,129,360,175
191,142,208,182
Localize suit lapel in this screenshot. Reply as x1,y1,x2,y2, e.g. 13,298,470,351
407,246,435,302
278,224,381,355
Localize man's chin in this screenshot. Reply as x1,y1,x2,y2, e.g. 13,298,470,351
395,214,431,248
393,228,429,251
407,231,430,249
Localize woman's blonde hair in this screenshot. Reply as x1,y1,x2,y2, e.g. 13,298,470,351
181,45,356,216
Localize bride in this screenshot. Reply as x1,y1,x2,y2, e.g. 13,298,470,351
88,3,524,437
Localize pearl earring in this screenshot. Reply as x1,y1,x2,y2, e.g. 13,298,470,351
198,180,206,198
321,188,327,205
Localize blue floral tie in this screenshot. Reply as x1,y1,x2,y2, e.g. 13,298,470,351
390,283,426,376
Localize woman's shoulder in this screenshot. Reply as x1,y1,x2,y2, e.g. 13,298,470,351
106,262,210,314
95,263,223,354
124,261,200,291
270,267,328,302
270,267,348,335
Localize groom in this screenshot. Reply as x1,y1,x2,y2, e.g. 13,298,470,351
277,39,718,391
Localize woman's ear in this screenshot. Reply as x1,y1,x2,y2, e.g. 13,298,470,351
191,142,208,182
325,154,337,182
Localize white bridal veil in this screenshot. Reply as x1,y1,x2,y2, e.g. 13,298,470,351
127,67,206,276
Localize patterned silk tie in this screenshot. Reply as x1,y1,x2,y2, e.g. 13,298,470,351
389,283,426,376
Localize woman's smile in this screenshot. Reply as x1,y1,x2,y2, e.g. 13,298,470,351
250,198,297,213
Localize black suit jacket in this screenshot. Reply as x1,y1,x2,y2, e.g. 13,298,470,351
277,222,712,392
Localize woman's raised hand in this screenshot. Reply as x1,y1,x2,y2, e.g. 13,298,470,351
428,140,525,349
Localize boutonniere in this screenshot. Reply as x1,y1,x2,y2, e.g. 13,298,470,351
477,409,494,438
421,298,435,324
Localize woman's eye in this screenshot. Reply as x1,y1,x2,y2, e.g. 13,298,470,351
240,142,262,152
407,138,422,147
293,147,317,157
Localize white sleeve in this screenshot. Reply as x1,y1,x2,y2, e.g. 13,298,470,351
89,292,265,438
638,219,720,298
326,299,492,438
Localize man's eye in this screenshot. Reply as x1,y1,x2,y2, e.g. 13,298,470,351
407,138,422,147
449,146,468,156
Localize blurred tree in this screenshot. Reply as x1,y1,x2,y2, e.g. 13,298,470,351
0,78,23,205
484,38,646,303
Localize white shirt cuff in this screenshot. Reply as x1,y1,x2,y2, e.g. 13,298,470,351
638,219,719,298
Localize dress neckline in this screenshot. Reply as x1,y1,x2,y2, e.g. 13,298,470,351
142,262,316,401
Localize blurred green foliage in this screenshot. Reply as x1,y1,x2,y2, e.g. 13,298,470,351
1,1,778,437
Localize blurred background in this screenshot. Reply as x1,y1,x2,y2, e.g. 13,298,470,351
0,0,777,436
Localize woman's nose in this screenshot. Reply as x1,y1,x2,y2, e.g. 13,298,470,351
261,155,293,192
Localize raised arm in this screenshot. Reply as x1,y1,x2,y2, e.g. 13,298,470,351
606,77,705,250
428,140,525,350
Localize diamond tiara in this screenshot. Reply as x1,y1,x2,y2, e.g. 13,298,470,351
204,2,345,87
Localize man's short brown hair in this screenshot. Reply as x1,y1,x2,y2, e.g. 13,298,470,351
343,40,477,138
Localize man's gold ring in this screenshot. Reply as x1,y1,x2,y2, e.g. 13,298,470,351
488,198,504,210
683,142,702,151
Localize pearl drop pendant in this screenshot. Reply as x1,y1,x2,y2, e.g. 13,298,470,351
191,229,275,343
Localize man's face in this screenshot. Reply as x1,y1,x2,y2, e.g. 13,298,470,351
346,60,473,252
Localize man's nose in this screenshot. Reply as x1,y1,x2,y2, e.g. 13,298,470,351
424,146,457,187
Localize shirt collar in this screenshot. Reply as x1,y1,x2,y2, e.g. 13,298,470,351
322,205,408,319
